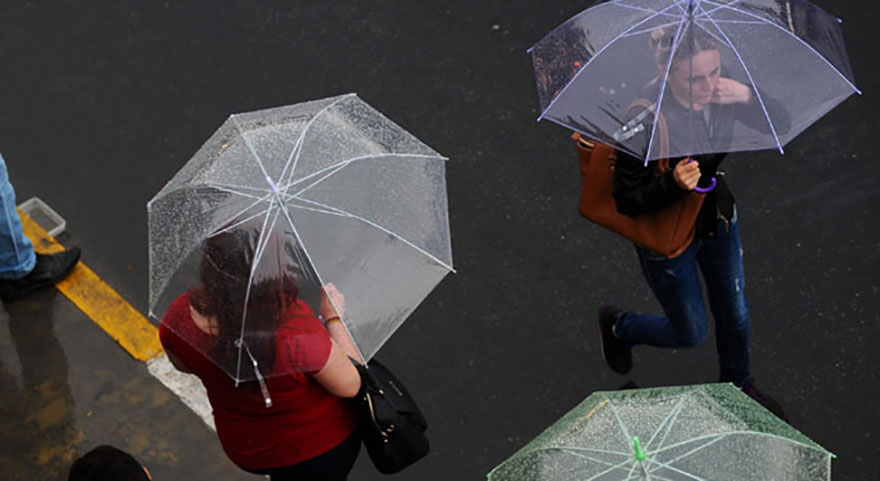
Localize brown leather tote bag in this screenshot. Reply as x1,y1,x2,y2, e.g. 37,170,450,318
575,101,704,258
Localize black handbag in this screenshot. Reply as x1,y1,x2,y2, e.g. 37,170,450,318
352,358,429,474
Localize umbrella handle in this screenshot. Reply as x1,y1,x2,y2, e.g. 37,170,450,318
694,177,716,193
686,158,716,193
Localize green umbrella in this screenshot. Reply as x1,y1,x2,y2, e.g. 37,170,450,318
489,384,832,481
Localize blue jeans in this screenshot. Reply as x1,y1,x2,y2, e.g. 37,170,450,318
0,154,35,279
614,211,750,386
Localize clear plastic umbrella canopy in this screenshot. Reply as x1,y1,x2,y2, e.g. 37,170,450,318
148,94,453,383
489,384,833,481
530,0,860,161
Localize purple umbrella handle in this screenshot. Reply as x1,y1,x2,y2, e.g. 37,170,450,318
694,177,716,193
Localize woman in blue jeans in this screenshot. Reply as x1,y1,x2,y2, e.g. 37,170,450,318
597,26,787,417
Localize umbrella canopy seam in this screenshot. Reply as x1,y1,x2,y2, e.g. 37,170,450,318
644,8,690,164
280,94,355,188
279,152,447,194
701,0,860,93
274,199,366,362
538,1,684,122
289,197,455,273
697,1,785,154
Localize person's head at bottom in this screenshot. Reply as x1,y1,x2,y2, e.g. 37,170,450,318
69,445,152,481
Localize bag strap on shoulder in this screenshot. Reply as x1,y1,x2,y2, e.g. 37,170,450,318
625,99,672,174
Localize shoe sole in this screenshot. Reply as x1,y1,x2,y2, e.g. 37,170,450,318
597,306,632,375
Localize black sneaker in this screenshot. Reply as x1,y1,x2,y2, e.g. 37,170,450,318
741,378,789,422
0,247,81,302
598,305,632,374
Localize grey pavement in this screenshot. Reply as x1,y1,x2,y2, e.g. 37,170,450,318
1,1,878,480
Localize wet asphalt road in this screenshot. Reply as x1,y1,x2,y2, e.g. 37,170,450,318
1,1,878,480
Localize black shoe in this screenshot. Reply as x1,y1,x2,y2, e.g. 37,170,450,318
598,305,632,375
618,381,640,391
741,378,789,422
0,247,81,302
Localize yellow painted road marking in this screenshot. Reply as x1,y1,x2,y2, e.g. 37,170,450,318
19,209,163,361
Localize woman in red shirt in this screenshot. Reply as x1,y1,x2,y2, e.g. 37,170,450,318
159,229,363,481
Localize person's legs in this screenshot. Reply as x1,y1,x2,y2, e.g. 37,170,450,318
0,155,35,279
695,212,786,419
253,431,362,481
614,241,709,349
696,213,750,386
0,154,81,302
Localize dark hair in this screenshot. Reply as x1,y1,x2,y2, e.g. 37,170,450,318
69,445,149,481
188,228,299,381
649,25,719,69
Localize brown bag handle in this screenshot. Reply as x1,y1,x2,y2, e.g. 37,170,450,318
624,99,673,174
572,100,672,173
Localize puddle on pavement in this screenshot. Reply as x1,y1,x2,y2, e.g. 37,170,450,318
0,296,81,480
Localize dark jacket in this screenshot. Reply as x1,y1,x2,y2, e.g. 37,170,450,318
613,87,790,239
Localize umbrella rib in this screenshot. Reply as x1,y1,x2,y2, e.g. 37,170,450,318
538,1,684,122
204,191,275,237
698,3,785,154
277,118,309,194
284,94,355,184
252,204,282,272
701,0,860,94
622,19,687,38
274,199,368,363
207,182,273,193
645,395,688,450
148,188,273,312
692,19,730,48
607,401,636,450
674,0,689,14
646,460,709,481
538,446,630,457
581,458,635,481
623,462,639,481
549,448,624,467
286,203,350,218
233,201,277,384
230,116,275,188
647,473,677,481
649,432,728,455
644,9,690,164
699,19,762,24
650,430,831,456
527,0,658,52
291,197,455,273
282,153,447,199
611,1,681,19
649,396,688,452
202,183,269,202
209,206,272,238
207,182,274,197
152,182,268,204
694,0,743,19
279,152,445,193
647,434,726,474
545,116,644,160
284,160,355,200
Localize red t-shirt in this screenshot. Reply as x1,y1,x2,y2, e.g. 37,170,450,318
159,293,358,470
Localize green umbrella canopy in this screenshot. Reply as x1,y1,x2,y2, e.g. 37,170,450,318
489,384,832,481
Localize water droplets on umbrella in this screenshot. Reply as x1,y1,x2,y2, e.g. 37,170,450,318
148,94,454,402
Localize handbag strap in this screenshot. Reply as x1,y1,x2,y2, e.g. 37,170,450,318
625,99,672,175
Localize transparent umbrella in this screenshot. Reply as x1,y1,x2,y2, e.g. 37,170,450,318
148,94,453,387
530,0,860,162
488,384,833,481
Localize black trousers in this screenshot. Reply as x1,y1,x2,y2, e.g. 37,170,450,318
245,431,362,481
